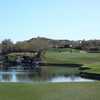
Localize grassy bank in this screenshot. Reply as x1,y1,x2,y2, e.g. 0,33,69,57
0,82,99,100
82,63,100,74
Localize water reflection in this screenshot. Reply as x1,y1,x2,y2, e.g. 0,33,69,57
0,65,94,83
11,70,17,82
49,76,94,83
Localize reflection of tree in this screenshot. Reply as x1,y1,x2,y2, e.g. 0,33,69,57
71,75,75,81
39,66,48,80
3,74,12,81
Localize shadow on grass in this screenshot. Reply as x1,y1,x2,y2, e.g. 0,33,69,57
40,63,82,67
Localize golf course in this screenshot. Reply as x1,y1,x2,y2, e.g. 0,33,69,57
0,0,100,99
0,48,100,100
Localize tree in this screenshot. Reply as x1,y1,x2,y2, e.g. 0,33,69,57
1,39,14,54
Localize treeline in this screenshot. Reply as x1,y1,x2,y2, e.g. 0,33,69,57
0,37,100,54
0,37,51,54
71,40,100,52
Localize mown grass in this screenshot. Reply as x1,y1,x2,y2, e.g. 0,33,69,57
44,50,100,64
44,48,100,74
82,63,100,74
0,82,99,100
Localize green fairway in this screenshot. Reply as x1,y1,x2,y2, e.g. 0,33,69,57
44,49,100,74
0,82,99,100
44,49,100,64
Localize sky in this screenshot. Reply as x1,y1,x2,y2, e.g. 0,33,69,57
0,0,100,42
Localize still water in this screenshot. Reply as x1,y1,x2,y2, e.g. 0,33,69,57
0,65,94,83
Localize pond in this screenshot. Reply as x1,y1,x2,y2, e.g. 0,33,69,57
0,65,94,83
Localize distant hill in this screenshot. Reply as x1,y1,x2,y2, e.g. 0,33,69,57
27,37,71,48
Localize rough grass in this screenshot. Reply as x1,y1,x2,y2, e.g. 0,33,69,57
0,82,99,100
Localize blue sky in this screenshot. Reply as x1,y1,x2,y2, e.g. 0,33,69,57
0,0,100,42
